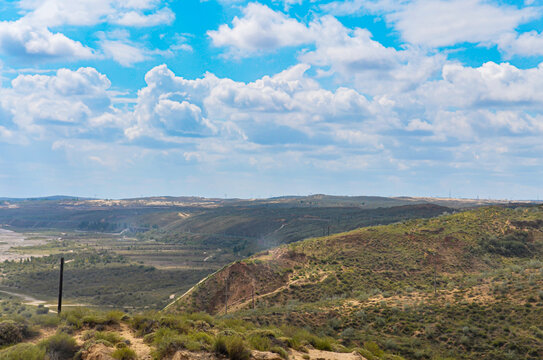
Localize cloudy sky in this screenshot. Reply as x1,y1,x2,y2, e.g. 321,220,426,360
0,0,542,199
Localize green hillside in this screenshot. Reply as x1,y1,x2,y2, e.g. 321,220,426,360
171,205,543,360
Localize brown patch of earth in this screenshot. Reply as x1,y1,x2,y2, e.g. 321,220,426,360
290,349,366,360
119,323,152,359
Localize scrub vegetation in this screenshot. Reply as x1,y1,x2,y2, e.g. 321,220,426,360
173,205,543,359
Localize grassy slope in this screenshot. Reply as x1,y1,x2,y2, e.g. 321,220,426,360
171,205,543,360
141,204,453,251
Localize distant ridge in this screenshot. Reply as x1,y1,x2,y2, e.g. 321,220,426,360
0,193,539,205
0,195,94,202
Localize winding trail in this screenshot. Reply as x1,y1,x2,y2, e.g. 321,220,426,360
0,289,57,313
0,289,89,312
119,323,152,359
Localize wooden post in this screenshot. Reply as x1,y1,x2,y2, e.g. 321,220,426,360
58,257,64,314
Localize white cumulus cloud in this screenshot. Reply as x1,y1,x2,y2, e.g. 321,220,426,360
0,21,94,60
0,0,174,63
208,2,314,56
1,67,118,137
387,0,536,48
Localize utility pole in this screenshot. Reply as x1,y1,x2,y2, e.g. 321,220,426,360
58,257,64,314
433,257,437,297
224,276,228,315
252,284,255,310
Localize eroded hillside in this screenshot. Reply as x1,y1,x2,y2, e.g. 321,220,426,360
169,205,543,359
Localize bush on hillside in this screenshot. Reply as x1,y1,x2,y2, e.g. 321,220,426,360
151,327,202,359
248,334,271,351
130,313,158,336
225,336,250,360
40,332,78,360
0,321,33,346
213,335,228,355
0,343,45,360
271,346,289,359
112,347,137,360
213,335,250,360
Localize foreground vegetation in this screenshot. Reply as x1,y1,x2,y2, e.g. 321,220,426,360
0,295,403,360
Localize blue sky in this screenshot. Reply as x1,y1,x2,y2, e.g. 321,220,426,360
0,0,543,199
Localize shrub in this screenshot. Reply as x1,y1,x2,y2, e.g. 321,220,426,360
225,336,250,360
152,328,186,359
213,335,250,360
284,337,300,350
152,328,202,358
0,321,24,346
35,305,49,315
131,314,158,336
187,312,214,325
158,315,190,333
364,342,384,357
271,346,289,359
311,337,332,351
32,314,61,328
0,343,45,360
112,347,137,360
340,328,357,343
105,311,124,324
190,331,214,348
213,335,228,356
356,348,377,360
61,308,86,329
81,314,107,328
248,334,271,351
40,332,78,360
94,331,124,345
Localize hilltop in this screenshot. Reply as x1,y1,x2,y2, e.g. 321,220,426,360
169,205,543,359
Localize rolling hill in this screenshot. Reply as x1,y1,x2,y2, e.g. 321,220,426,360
169,205,543,359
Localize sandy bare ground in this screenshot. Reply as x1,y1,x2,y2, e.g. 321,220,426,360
0,228,46,262
119,323,152,359
290,349,366,360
